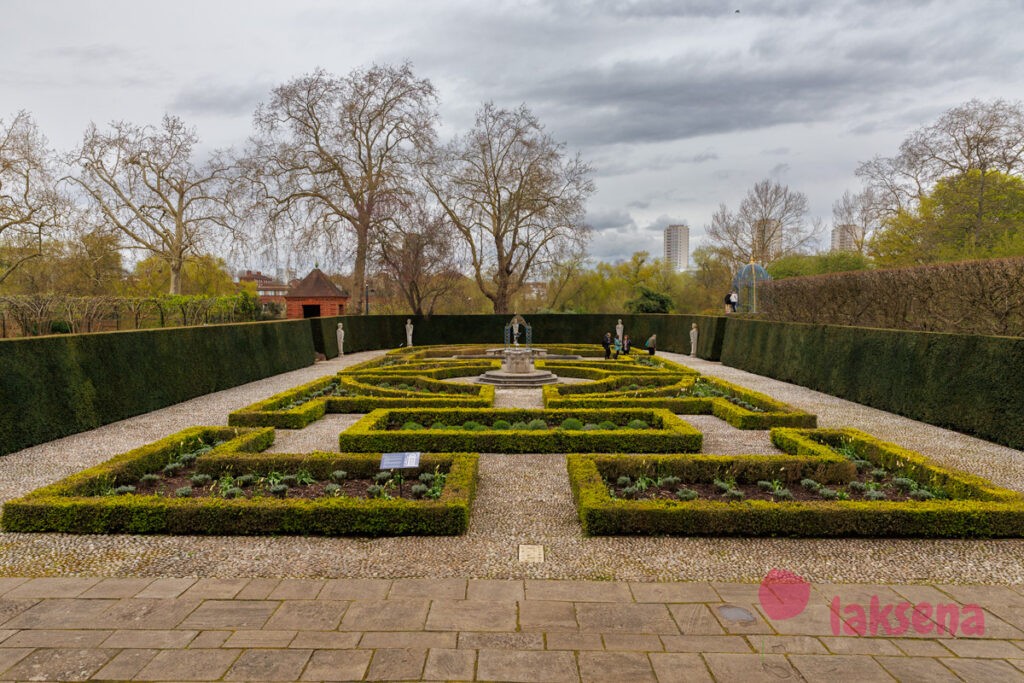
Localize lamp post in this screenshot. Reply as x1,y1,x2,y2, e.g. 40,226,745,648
364,283,370,315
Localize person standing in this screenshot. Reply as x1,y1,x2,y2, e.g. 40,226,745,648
621,334,632,355
644,334,657,356
612,335,623,359
602,332,613,359
729,290,739,313
723,292,732,314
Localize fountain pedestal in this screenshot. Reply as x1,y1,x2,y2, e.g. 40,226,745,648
476,348,558,386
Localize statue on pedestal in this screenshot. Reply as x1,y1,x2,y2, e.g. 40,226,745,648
336,322,345,357
405,319,414,347
615,319,624,343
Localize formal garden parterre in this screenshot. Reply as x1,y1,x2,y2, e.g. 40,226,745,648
4,343,1021,540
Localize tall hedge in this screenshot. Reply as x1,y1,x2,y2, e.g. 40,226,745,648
318,313,726,360
720,318,1024,450
0,320,314,456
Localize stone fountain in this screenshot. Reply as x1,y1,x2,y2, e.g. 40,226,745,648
476,314,559,386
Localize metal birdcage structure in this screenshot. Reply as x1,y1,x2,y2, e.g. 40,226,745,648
503,314,532,348
731,262,772,313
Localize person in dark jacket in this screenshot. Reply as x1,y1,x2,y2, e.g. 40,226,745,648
601,332,612,359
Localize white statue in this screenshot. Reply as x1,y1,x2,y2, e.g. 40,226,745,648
615,318,624,343
689,323,698,357
405,318,414,347
336,322,345,357
511,314,520,346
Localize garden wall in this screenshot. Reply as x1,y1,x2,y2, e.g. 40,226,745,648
313,313,727,360
720,318,1024,450
0,320,314,456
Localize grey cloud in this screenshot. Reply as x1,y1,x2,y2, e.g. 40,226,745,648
170,81,272,116
643,214,688,233
42,44,136,65
586,208,637,233
627,200,651,209
761,147,789,155
769,163,790,177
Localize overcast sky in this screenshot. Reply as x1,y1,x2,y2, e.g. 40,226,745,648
3,0,1022,268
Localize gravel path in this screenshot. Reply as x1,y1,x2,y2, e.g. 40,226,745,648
1,348,1023,585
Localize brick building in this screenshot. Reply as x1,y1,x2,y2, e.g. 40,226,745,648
284,268,350,319
237,270,289,306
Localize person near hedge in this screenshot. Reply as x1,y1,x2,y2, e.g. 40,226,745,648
612,335,623,358
621,334,632,355
729,290,739,313
645,334,657,355
602,332,613,359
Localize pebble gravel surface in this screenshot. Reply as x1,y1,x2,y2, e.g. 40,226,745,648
1,349,1022,585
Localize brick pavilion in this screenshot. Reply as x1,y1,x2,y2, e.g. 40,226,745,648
284,268,350,319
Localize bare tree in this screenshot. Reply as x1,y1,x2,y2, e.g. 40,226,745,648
67,115,234,294
857,99,1024,237
705,179,816,267
373,189,462,317
244,63,437,314
830,189,876,254
424,102,594,314
0,111,65,285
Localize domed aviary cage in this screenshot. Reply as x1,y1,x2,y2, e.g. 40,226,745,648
731,262,772,313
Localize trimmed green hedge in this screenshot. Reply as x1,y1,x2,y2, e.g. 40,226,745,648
0,321,314,457
544,376,816,429
318,313,728,360
338,408,703,453
1,426,478,536
569,428,1024,537
228,374,495,428
721,318,1024,450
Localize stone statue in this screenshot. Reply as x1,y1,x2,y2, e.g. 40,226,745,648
689,323,698,357
511,314,520,346
615,319,624,343
405,318,414,347
336,322,345,357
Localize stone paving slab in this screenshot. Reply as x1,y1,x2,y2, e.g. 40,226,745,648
0,578,1021,680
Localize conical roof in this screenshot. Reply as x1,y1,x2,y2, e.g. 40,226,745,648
285,268,347,298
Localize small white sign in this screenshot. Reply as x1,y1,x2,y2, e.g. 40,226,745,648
518,544,545,563
380,452,421,469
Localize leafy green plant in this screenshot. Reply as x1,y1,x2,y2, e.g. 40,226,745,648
410,483,429,497
492,420,511,430
140,474,161,485
658,475,681,487
280,475,298,487
175,486,192,497
330,470,348,482
849,480,868,492
114,485,136,495
893,477,917,491
430,422,448,430
800,478,821,491
616,475,632,487
676,488,698,501
597,421,617,430
865,489,887,501
222,487,244,499
235,474,256,488
526,419,548,430
871,468,887,481
818,487,839,500
269,483,288,497
910,489,935,500
511,421,529,430
295,469,316,486
757,480,774,491
582,423,600,431
724,488,745,501
163,462,184,475
324,483,342,496
627,419,650,430
560,418,584,431
462,421,483,431
190,473,212,486
401,421,424,430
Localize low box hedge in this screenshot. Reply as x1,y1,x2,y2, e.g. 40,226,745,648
545,376,816,429
229,374,495,428
1,426,478,537
338,407,703,454
569,428,1024,537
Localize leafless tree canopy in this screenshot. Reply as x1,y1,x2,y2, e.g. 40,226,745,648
830,189,876,254
244,63,438,313
425,103,594,314
856,99,1024,220
373,186,463,317
67,115,234,294
705,178,816,267
0,111,66,284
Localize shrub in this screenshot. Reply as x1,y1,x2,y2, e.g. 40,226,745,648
910,489,935,500
893,477,917,491
627,419,650,430
511,422,528,430
616,476,632,487
462,421,483,431
560,418,584,431
139,474,161,485
222,487,244,499
330,470,348,482
597,421,617,430
418,472,435,483
582,423,599,431
430,422,448,430
324,483,342,495
114,485,136,495
175,486,192,497
191,473,212,486
411,483,429,497
235,474,256,488
757,480,774,491
800,478,820,491
401,421,424,431
492,420,511,430
269,484,288,497
527,419,548,430
280,475,298,487
676,488,698,501
849,481,867,492
163,462,184,475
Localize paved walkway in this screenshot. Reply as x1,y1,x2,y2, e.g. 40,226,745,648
0,576,1023,681
2,348,1024,680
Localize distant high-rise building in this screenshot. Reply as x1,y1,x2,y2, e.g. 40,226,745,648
664,224,689,272
831,223,863,252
